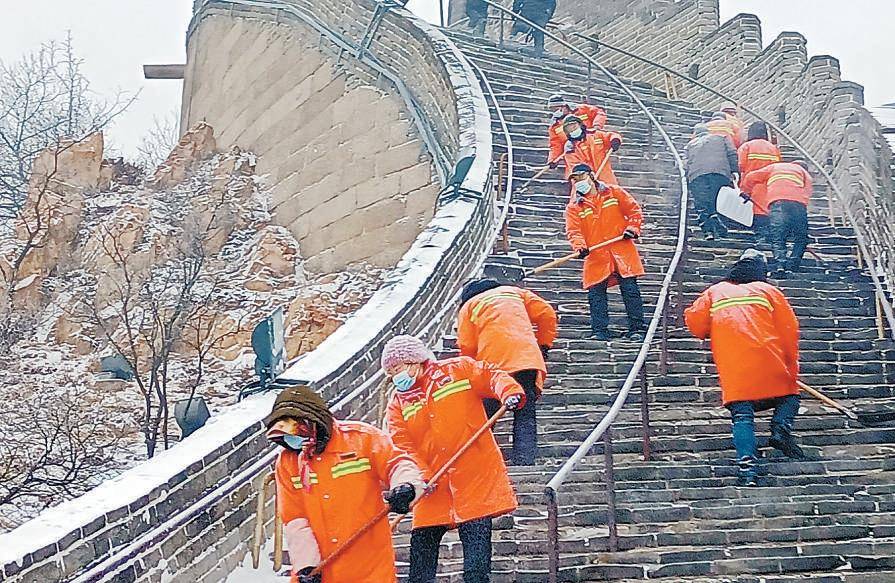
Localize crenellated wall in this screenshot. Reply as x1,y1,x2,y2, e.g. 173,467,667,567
452,0,894,302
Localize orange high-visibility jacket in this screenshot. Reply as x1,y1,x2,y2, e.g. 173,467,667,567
737,139,782,216
275,420,422,583
548,104,608,162
724,113,746,145
706,119,742,149
565,183,645,289
386,356,523,529
740,162,813,207
684,280,800,405
457,285,558,393
562,130,623,184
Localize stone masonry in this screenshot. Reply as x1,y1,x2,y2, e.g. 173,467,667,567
182,9,439,273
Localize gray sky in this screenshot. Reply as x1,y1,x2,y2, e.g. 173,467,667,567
1,1,892,159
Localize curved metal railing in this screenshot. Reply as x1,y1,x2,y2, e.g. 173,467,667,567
566,30,895,335
469,2,691,580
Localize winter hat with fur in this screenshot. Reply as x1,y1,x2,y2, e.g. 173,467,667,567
381,335,436,372
263,384,334,450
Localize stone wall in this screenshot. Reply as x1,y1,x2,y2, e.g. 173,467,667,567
0,0,495,581
455,0,895,304
182,7,440,273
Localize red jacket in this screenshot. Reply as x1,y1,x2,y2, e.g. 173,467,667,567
685,281,800,405
737,139,782,215
740,162,812,207
548,104,608,162
565,183,644,289
386,357,523,528
275,420,422,583
457,285,557,393
562,130,623,184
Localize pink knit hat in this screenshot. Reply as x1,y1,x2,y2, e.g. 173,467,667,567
380,335,435,371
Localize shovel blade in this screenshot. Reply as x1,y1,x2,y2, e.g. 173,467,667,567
483,262,525,282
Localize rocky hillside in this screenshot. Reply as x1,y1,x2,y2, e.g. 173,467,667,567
0,124,383,530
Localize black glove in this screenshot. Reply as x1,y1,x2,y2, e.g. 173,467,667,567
297,567,322,583
577,247,590,259
384,483,416,514
610,138,622,152
623,227,639,240
539,345,550,360
549,160,559,169
740,192,752,202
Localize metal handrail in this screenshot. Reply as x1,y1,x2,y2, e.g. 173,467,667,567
566,30,895,335
471,2,690,580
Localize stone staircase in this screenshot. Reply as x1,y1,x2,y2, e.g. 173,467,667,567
389,31,895,582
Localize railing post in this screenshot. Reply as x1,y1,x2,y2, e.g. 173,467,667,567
646,118,654,159
659,306,669,375
498,9,505,47
877,291,886,340
586,62,592,104
603,429,619,552
640,370,652,461
546,489,560,583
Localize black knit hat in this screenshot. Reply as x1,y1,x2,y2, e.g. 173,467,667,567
562,114,584,129
461,279,503,306
571,163,593,175
747,121,769,141
263,385,334,449
727,248,768,284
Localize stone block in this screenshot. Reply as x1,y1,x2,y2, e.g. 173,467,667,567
375,139,424,176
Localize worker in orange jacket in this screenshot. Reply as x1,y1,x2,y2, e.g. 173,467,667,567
706,111,742,148
547,94,608,165
720,103,746,145
738,121,782,243
565,163,645,342
266,385,425,583
740,160,813,276
685,249,805,486
560,115,622,186
457,279,558,465
381,335,525,583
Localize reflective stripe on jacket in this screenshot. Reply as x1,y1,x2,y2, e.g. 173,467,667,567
386,357,523,528
275,420,418,583
740,162,812,207
565,183,645,289
548,104,608,162
684,281,800,405
457,285,558,392
737,139,782,215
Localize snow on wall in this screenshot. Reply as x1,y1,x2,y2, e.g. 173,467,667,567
0,1,494,582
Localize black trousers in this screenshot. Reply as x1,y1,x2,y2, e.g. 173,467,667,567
408,517,492,583
753,213,771,243
769,200,808,270
484,369,538,465
588,276,645,334
689,173,731,236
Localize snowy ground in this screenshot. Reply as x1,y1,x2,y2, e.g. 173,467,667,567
225,538,290,583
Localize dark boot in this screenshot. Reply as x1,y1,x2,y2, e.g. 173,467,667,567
736,455,759,487
769,424,806,460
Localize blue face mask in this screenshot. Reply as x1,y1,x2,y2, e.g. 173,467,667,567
282,434,307,451
575,180,592,195
393,370,416,393
569,128,583,139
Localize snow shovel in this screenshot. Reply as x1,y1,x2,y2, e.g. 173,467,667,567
521,235,625,280
309,405,509,576
798,380,895,426
388,404,509,531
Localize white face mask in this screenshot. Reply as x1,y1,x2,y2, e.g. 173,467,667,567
574,180,592,195
569,128,583,139
552,108,565,120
